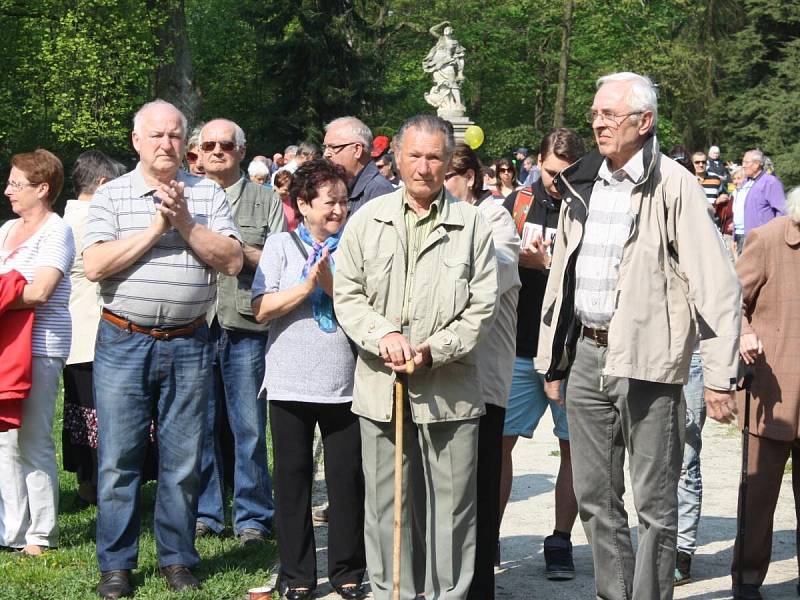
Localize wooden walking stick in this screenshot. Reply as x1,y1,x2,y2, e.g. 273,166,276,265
736,366,754,589
393,358,414,600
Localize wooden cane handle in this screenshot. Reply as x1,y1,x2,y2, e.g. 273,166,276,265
405,359,415,374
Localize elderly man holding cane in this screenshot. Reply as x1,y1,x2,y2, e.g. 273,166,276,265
537,72,741,600
334,114,497,599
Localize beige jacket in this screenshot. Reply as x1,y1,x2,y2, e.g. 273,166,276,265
334,187,498,423
64,200,100,365
535,137,741,390
473,201,520,408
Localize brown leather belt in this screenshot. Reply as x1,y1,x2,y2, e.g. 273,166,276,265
582,326,608,347
102,309,206,341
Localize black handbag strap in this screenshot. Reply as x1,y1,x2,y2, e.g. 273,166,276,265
290,231,309,260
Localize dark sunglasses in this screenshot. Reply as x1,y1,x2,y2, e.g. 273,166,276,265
498,167,513,173
200,140,236,152
693,160,707,164
186,152,198,163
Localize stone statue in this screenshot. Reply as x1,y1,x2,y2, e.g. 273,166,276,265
423,21,466,117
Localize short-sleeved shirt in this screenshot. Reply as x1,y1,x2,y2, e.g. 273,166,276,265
252,232,355,404
83,164,240,327
0,213,75,357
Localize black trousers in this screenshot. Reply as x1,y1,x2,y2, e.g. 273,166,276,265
270,400,366,589
468,404,506,600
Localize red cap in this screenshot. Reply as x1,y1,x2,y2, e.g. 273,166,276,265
371,135,390,158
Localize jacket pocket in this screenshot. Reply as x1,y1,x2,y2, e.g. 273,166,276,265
238,217,267,247
437,258,470,326
363,255,393,315
235,275,256,316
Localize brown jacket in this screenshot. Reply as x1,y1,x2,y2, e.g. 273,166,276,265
736,216,800,440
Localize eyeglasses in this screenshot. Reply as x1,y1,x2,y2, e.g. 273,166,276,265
5,180,39,191
498,167,513,173
322,142,359,154
586,110,644,128
186,151,199,163
200,140,237,152
693,160,707,164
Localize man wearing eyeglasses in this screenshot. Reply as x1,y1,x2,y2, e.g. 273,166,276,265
323,116,395,215
537,72,741,600
194,119,284,548
83,100,243,598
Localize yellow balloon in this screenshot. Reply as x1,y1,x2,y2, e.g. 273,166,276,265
464,125,484,149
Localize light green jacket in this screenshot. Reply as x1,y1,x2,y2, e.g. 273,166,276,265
334,187,498,423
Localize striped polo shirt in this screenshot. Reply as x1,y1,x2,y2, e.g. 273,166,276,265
574,150,642,329
697,173,725,205
0,213,75,357
83,164,240,327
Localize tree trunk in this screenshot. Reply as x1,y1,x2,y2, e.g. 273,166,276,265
553,0,574,128
150,0,201,125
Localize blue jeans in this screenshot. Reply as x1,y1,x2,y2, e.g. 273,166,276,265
94,318,213,571
197,324,274,534
677,351,706,554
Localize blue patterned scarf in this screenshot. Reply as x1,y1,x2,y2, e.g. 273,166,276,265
296,223,341,332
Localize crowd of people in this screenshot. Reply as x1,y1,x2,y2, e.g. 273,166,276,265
0,69,798,600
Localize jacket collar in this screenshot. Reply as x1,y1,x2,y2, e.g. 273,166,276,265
350,161,379,198
786,218,800,247
556,135,660,206
373,187,465,228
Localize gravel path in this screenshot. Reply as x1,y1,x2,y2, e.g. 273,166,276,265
306,413,798,599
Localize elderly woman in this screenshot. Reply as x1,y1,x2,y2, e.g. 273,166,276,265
731,187,800,600
252,159,365,600
444,142,521,598
0,149,74,555
61,151,126,507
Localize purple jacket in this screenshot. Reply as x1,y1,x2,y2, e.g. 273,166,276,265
744,170,785,234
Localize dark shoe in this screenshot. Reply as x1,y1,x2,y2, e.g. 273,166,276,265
543,534,575,580
160,564,201,591
238,527,268,547
312,506,328,525
732,583,763,600
195,520,217,538
673,550,692,586
334,583,366,599
96,570,133,599
285,587,314,600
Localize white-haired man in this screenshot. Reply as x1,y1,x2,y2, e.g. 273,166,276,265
194,119,284,548
323,116,394,215
537,72,741,600
84,100,243,598
740,148,785,238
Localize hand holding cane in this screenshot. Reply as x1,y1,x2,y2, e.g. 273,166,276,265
392,358,414,600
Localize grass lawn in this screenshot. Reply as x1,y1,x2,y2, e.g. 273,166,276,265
0,387,279,600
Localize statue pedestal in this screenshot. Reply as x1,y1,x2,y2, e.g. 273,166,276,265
441,114,474,142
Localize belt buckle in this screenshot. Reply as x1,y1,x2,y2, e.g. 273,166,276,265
150,327,169,340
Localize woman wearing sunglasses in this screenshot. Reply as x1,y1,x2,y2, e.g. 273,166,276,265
493,157,518,201
252,159,365,600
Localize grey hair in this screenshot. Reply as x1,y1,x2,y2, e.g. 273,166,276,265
71,149,126,197
284,145,299,158
325,116,374,152
786,187,800,224
133,99,187,138
730,165,745,179
745,149,764,165
596,72,658,132
393,114,455,158
297,141,319,158
247,160,269,178
187,123,204,150
200,119,247,148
